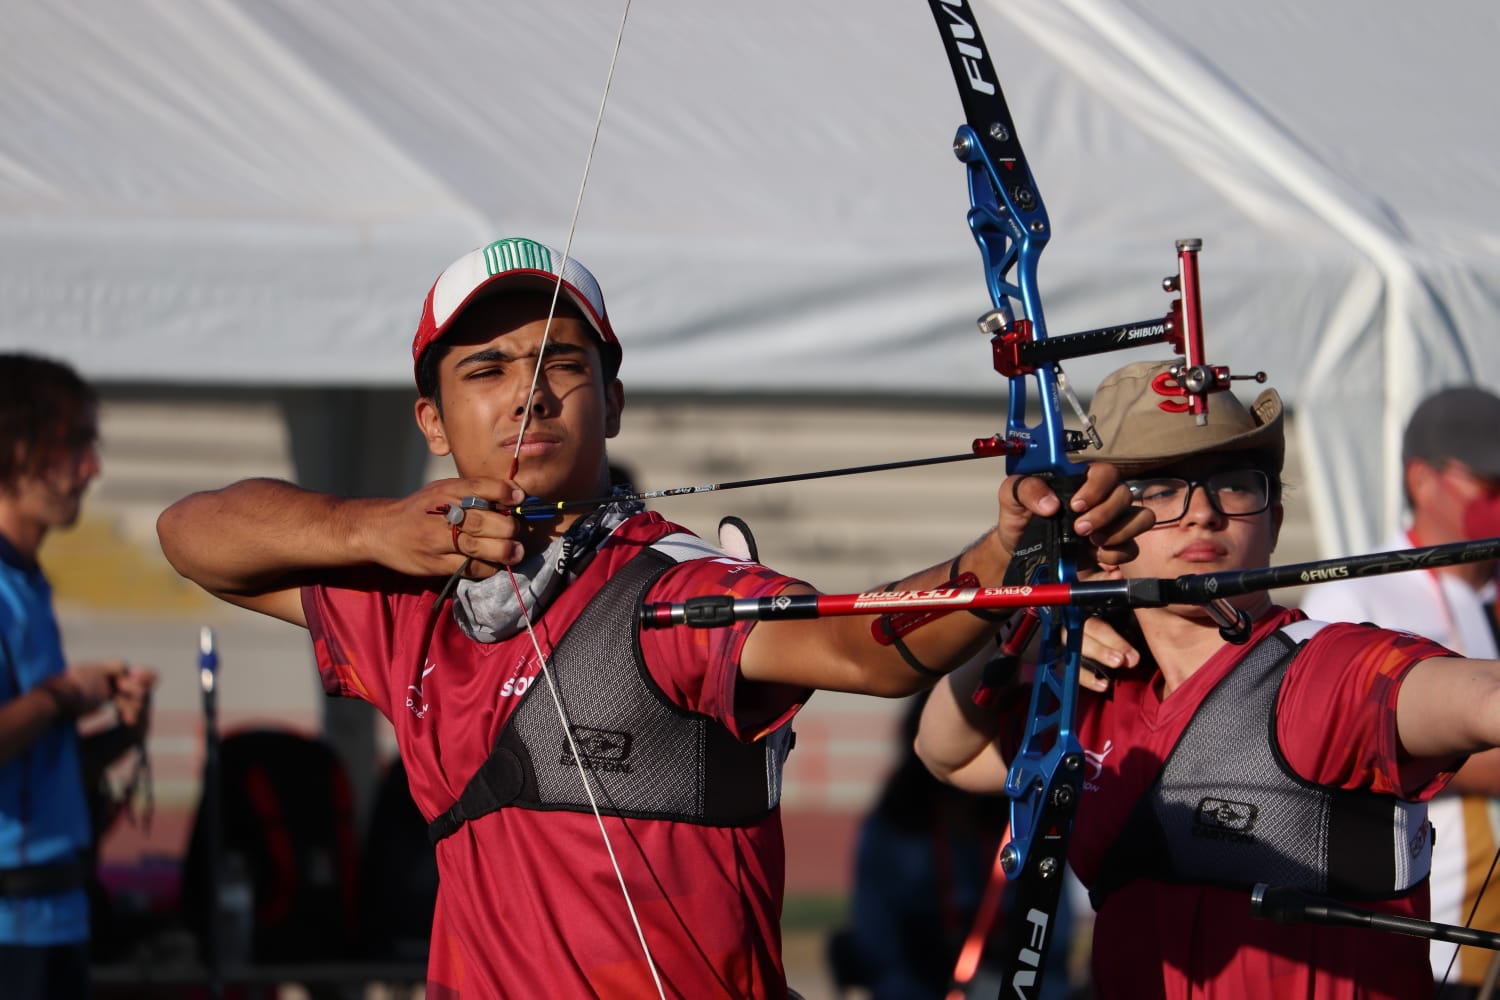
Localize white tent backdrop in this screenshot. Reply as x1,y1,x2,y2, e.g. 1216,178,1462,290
3,0,1498,556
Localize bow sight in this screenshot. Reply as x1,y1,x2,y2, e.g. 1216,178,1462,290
969,238,1270,459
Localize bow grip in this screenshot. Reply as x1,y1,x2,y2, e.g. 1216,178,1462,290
1003,471,1090,588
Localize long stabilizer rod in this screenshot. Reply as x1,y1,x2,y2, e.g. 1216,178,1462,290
641,536,1500,628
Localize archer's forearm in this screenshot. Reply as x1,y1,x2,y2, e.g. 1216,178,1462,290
914,656,1013,792
738,530,1019,696
157,478,390,597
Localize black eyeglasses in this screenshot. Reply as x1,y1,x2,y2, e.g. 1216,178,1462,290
1126,469,1271,525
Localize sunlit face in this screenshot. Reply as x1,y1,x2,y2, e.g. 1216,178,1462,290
415,294,623,503
7,410,101,532
1111,455,1283,617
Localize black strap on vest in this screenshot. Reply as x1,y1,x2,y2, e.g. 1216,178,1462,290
427,746,526,845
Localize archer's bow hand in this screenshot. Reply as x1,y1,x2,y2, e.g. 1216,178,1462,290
998,462,1153,571
1077,614,1144,693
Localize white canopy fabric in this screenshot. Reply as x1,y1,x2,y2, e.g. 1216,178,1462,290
2,0,1498,556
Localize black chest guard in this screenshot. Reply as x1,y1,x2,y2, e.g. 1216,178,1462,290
1089,620,1432,908
428,536,792,845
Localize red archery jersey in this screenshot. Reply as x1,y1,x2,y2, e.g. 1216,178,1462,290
1012,607,1458,999
303,511,810,999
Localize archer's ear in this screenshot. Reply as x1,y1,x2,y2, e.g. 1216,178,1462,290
1404,459,1436,510
415,397,451,457
1270,502,1285,552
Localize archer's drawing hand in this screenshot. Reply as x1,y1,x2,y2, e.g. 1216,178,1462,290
386,478,529,580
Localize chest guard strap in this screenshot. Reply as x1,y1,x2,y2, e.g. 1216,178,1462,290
1088,621,1432,908
429,536,791,845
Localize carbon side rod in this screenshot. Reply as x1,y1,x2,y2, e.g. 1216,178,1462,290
1162,536,1500,605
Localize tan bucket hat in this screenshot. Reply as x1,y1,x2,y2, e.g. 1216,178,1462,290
1084,360,1284,477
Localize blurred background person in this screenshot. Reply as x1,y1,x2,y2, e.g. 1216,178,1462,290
0,353,157,1000
1301,385,1500,997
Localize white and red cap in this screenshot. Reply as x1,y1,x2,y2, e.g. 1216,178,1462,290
411,237,620,382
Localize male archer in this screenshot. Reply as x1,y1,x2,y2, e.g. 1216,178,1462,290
156,236,1148,999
